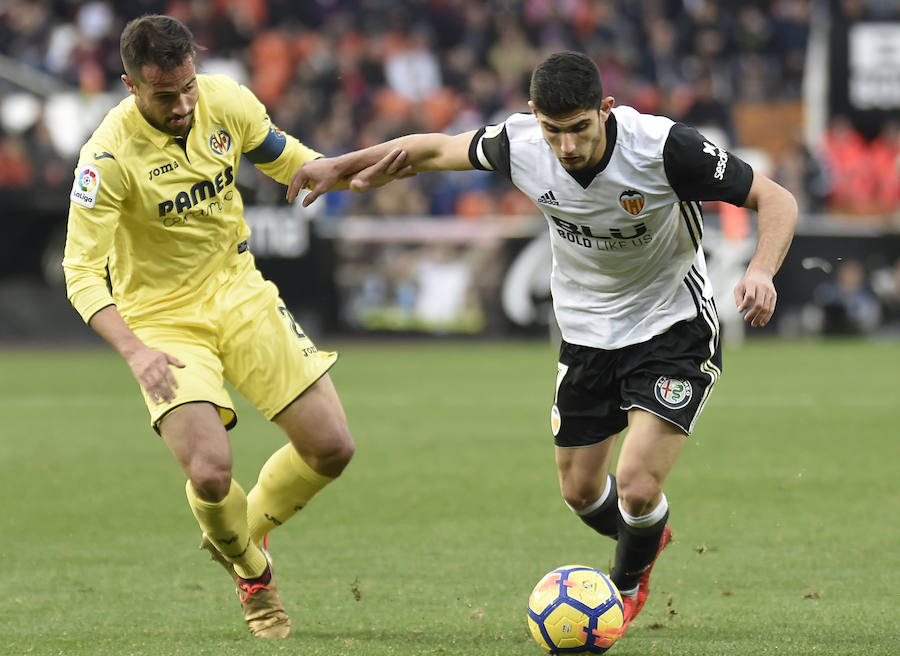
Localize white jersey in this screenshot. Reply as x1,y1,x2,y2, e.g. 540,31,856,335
469,106,754,349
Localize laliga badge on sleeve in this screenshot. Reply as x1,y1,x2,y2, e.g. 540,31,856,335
70,165,101,208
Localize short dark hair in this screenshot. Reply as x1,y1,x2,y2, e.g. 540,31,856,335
120,15,200,79
529,51,604,116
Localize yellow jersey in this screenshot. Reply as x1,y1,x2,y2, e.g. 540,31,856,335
63,74,321,324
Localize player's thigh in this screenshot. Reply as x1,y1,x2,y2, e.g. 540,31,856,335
131,322,236,431
220,267,338,422
158,401,233,480
273,373,354,463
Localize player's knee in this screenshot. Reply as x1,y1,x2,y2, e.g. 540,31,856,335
559,478,603,511
562,492,592,512
328,430,356,472
616,474,662,516
303,426,355,478
188,463,233,502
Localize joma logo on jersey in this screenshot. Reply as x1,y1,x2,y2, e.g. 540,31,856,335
551,216,647,240
148,160,179,181
157,166,234,216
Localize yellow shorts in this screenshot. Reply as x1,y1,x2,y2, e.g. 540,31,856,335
130,252,337,431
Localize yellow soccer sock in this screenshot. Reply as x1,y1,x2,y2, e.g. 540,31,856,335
185,479,269,580
247,443,335,545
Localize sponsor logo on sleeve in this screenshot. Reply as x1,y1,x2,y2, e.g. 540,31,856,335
70,165,101,208
702,141,728,180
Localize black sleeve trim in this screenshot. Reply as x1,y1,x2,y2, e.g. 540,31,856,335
663,123,753,205
468,125,512,180
468,127,486,169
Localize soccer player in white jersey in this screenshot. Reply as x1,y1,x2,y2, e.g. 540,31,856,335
288,51,798,635
63,15,396,638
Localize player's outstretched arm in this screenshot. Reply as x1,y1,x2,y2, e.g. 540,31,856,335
287,131,477,207
287,147,412,206
734,172,798,327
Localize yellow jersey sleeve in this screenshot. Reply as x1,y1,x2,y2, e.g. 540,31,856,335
63,146,129,323
236,83,322,185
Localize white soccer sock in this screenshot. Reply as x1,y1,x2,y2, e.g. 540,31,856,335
618,493,668,529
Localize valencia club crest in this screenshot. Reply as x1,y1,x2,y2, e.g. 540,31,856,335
619,189,645,216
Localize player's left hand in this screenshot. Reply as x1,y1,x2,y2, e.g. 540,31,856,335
734,266,777,327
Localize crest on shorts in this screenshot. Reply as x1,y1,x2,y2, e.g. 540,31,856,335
550,404,562,436
619,189,645,216
654,376,692,409
209,128,232,155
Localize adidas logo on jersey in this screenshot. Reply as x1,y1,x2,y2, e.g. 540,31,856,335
537,190,559,206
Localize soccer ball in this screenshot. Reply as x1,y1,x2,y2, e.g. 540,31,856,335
527,565,624,654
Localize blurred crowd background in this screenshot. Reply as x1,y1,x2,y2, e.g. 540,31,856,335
1,0,898,222
1,0,899,340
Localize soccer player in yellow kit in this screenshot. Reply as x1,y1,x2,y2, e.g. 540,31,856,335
62,15,380,638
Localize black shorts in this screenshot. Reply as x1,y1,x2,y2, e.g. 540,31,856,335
551,314,722,447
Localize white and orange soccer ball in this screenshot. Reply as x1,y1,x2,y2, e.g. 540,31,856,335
527,565,624,654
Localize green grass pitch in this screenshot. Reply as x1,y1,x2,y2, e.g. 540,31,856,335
1,338,898,655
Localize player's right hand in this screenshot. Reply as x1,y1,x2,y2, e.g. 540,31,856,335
287,157,340,206
127,347,185,404
348,149,415,192
734,266,777,328
286,148,412,206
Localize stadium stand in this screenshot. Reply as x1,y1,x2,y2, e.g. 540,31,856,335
1,0,898,341
3,0,897,220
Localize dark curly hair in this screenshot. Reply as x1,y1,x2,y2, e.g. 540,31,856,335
120,15,200,80
529,51,605,116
